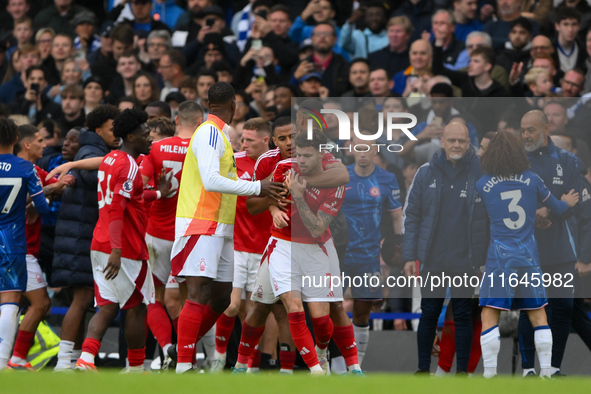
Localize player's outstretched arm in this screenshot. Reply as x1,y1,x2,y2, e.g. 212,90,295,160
45,156,103,181
304,161,350,188
290,173,335,238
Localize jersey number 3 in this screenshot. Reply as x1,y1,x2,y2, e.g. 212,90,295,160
500,189,526,230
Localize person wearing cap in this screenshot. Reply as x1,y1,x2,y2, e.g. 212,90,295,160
339,1,389,59
496,17,533,74
108,0,170,34
33,0,92,38
72,11,100,59
86,22,114,66
158,49,186,101
298,72,324,97
83,75,105,113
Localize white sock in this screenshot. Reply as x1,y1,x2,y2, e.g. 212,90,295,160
534,326,552,377
200,324,216,360
435,365,450,376
0,304,19,370
523,368,536,377
55,340,75,369
310,364,323,373
480,325,500,379
353,323,369,367
213,350,226,360
316,345,327,359
80,351,95,364
330,355,347,375
176,362,192,374
234,362,248,369
347,363,361,372
9,355,26,365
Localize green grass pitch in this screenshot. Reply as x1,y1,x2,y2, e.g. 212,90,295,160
2,371,590,394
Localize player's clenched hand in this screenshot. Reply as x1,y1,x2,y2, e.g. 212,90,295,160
561,189,579,207
290,173,307,198
158,168,176,197
258,180,285,201
272,208,289,229
104,249,122,280
403,261,416,277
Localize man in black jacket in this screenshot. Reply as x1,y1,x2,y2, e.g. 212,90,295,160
52,104,120,372
12,66,62,125
368,16,412,78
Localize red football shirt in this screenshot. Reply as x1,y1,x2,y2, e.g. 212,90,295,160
91,150,148,260
140,136,190,241
233,151,272,254
254,147,339,181
25,165,57,257
271,158,344,244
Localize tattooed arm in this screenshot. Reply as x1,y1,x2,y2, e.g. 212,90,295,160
291,173,336,238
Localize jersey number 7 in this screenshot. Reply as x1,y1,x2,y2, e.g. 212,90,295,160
0,178,23,214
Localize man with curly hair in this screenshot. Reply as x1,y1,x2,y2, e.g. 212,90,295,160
75,109,174,372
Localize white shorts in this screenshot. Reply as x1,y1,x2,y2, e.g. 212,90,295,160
165,274,185,289
145,234,173,286
251,237,343,304
233,251,262,292
26,254,46,292
171,235,233,282
91,251,155,309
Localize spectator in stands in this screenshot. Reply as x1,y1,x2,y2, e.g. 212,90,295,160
41,34,75,87
109,0,170,34
144,30,172,71
342,58,371,98
118,95,135,111
297,72,323,97
72,11,100,59
91,23,133,89
339,1,389,59
0,0,30,44
34,28,55,62
292,23,350,97
0,44,39,101
403,121,487,375
196,70,216,117
544,100,591,157
496,17,533,73
107,50,142,105
369,68,395,109
9,17,34,56
52,104,120,372
47,58,83,104
273,84,295,115
210,60,234,84
559,68,585,97
523,67,554,98
553,7,585,73
33,0,91,37
452,0,483,42
236,45,282,90
290,0,339,45
173,0,214,43
368,16,412,78
484,0,539,50
132,70,159,110
12,66,62,125
83,75,105,114
58,84,85,132
392,39,432,96
178,76,197,101
427,10,465,68
393,0,435,43
145,100,171,120
158,49,185,101
37,119,62,151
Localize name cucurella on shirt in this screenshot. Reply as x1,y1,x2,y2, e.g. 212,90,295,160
482,174,531,192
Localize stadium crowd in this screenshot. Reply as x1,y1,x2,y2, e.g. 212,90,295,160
0,0,591,379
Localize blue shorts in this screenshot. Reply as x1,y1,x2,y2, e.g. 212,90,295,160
479,266,547,311
0,253,26,292
343,250,382,300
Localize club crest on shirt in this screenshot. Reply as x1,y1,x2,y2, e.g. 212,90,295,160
369,186,380,197
199,258,206,272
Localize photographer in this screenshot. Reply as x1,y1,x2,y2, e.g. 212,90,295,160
12,66,61,125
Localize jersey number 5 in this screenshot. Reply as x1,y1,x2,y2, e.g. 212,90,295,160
0,178,23,214
500,189,526,230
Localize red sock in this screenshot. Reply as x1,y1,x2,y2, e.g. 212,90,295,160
237,322,265,365
468,319,482,373
287,311,318,369
172,317,179,333
215,313,236,354
81,338,101,357
196,304,221,342
437,320,455,373
147,302,173,348
332,324,359,367
279,350,296,370
128,347,145,367
12,330,35,359
311,315,333,350
248,347,261,368
177,300,205,363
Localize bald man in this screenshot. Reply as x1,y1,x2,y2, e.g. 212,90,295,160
393,39,433,95
402,122,488,374
519,110,582,377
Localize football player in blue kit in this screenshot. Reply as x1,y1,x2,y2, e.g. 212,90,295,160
476,131,579,378
341,135,402,367
0,118,50,370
